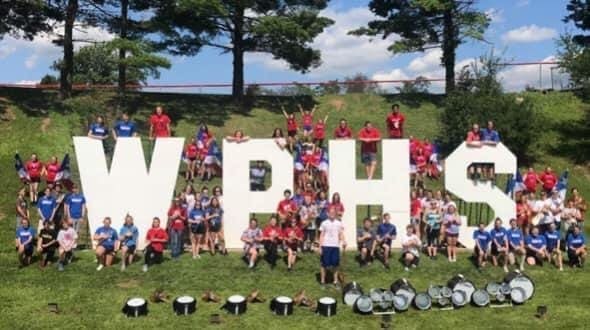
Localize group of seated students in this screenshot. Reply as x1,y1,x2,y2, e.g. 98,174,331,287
473,218,586,272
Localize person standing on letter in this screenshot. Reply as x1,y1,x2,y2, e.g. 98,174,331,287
358,121,381,180
386,103,405,139
319,208,346,289
149,106,171,139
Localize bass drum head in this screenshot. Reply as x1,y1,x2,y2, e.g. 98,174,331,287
228,295,246,303
176,296,194,304
451,290,467,307
414,293,432,310
486,282,501,296
393,295,409,311
440,287,453,298
127,298,146,307
472,289,490,307
500,283,512,295
353,296,373,315
427,285,441,299
508,276,535,301
453,281,475,304
510,287,527,304
343,289,363,306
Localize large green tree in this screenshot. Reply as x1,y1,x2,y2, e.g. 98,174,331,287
350,0,489,94
149,0,334,99
0,0,51,40
561,1,590,91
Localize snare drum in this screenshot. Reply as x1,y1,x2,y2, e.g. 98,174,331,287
173,296,196,315
471,289,490,307
270,296,294,316
223,295,247,315
342,282,364,306
414,293,432,311
317,297,337,317
122,297,148,318
353,295,373,315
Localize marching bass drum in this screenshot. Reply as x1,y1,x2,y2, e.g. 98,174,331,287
342,282,364,306
270,296,294,316
414,293,432,311
427,285,442,299
451,290,468,308
353,295,373,315
317,297,337,317
510,287,527,305
471,289,490,307
504,271,535,301
390,278,416,308
122,297,148,318
447,275,475,305
173,296,196,316
392,294,410,312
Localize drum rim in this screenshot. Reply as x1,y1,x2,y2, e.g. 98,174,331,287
472,290,490,306
176,296,195,304
127,298,146,307
393,294,409,309
415,293,432,308
319,297,336,304
508,277,535,299
354,296,373,312
510,287,526,303
228,295,246,303
451,290,467,305
276,296,293,304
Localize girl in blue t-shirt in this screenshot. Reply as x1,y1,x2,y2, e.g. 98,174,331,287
206,197,225,255
189,200,206,259
94,217,118,271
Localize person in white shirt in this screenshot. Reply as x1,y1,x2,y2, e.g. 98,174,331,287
548,190,563,230
57,221,78,271
401,225,421,271
319,208,346,288
562,199,582,239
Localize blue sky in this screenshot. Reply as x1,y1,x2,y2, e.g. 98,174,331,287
0,0,577,92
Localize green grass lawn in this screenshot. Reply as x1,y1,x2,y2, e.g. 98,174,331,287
0,88,589,329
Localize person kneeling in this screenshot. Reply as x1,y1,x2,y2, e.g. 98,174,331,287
507,219,526,271
567,225,586,268
377,213,397,269
143,217,169,272
57,221,77,271
357,218,376,267
94,217,118,271
401,225,420,271
37,220,58,268
473,223,491,269
283,219,303,271
525,226,548,266
119,215,139,271
544,223,563,271
16,218,35,268
241,218,263,269
490,218,509,273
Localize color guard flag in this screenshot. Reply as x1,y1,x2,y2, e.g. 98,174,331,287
556,170,569,200
14,153,29,181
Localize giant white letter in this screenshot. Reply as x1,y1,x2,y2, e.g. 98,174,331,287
329,140,410,249
444,142,516,248
74,137,184,249
222,139,293,249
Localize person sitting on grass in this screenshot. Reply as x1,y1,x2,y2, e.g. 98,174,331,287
283,218,304,272
143,217,168,272
567,225,586,268
37,220,57,269
490,218,509,273
507,218,526,271
401,225,420,272
118,214,139,271
94,217,118,271
57,221,77,271
525,226,548,266
357,218,376,267
262,216,282,269
319,208,346,289
16,218,35,268
544,222,563,271
473,222,491,269
376,213,397,269
423,201,442,260
241,218,263,269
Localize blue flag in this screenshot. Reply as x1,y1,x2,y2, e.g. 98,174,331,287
56,153,70,181
14,153,29,181
556,170,569,200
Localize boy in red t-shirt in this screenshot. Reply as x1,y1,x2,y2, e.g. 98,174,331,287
333,119,353,139
386,104,405,138
149,106,171,139
143,217,169,272
358,121,381,179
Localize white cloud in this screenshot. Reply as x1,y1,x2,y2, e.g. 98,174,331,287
502,25,557,43
485,8,504,24
408,49,442,72
371,68,409,81
499,55,558,91
245,7,399,77
0,21,113,70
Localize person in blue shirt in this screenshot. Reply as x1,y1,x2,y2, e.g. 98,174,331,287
525,226,547,266
206,197,225,255
507,219,526,271
65,185,86,235
37,187,56,226
489,218,509,272
118,214,139,271
94,217,118,271
566,225,586,268
188,200,206,259
87,115,109,140
112,113,137,139
15,218,35,267
544,222,563,271
473,223,492,269
200,186,211,208
376,213,397,269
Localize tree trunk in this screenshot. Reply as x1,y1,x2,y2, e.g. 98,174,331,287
118,0,128,95
60,0,78,99
442,9,457,94
231,6,245,100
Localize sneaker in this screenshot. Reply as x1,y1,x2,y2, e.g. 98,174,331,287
411,264,417,268
142,264,148,272
404,267,409,272
96,264,104,271
503,265,509,273
559,267,564,271
58,263,64,272
121,263,126,272
249,261,255,269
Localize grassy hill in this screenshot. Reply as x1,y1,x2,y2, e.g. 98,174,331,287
0,88,588,329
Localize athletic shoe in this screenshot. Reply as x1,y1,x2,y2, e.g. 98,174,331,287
121,263,126,272
142,264,148,272
249,261,255,269
58,263,64,272
404,267,409,272
96,264,104,271
503,265,508,273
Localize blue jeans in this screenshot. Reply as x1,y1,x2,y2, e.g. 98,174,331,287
170,229,183,258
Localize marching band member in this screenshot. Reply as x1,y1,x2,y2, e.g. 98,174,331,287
94,217,118,271
262,216,282,269
283,218,303,272
241,218,263,269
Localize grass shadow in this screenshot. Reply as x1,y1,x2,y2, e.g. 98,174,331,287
550,108,590,165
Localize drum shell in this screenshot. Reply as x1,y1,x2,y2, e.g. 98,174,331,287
510,287,527,305
317,298,337,317
122,298,148,318
447,276,475,304
392,295,410,312
270,297,293,316
353,295,373,315
414,293,432,311
486,282,501,296
173,297,196,315
390,279,416,296
223,297,247,315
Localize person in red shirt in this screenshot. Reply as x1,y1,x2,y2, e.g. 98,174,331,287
539,167,558,195
282,106,298,137
410,190,423,238
523,167,539,193
277,189,298,225
167,197,187,259
42,156,60,185
334,118,353,139
299,103,317,137
184,138,199,182
226,129,251,143
313,115,329,147
283,219,303,271
25,153,42,203
143,217,169,272
328,192,345,219
516,194,532,234
358,121,381,179
386,104,405,138
262,216,282,269
413,148,427,188
149,106,171,139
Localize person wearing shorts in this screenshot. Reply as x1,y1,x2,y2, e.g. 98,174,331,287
423,202,442,260
544,223,563,271
65,185,86,236
567,225,586,267
57,221,77,271
376,213,397,269
319,208,346,288
443,205,461,262
206,197,225,255
16,188,29,230
401,225,421,271
16,218,35,267
262,216,283,269
507,218,526,271
25,153,42,203
525,226,547,266
37,220,57,268
283,219,303,271
299,104,316,137
37,187,56,229
473,223,491,269
94,217,118,271
357,218,376,267
282,107,298,137
241,218,263,269
490,218,509,272
118,214,139,271
358,121,381,180
188,200,206,259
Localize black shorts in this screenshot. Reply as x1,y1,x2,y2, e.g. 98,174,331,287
288,130,297,137
122,245,136,254
358,240,374,251
22,245,34,256
190,223,206,235
209,222,221,233
29,176,41,183
41,247,56,255
427,229,440,246
474,246,488,256
491,244,502,256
